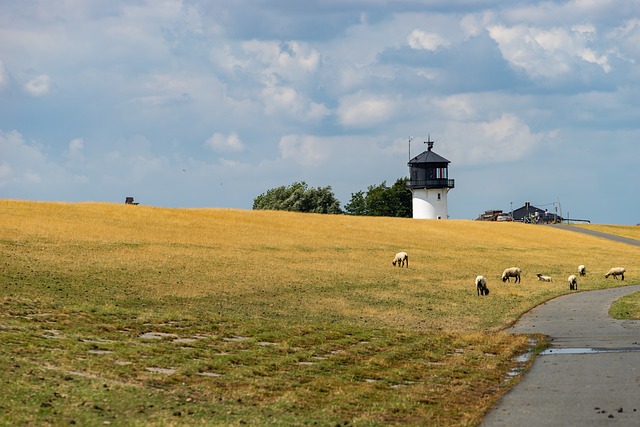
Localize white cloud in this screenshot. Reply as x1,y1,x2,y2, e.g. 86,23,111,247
580,48,611,72
407,29,450,51
261,85,329,122
64,138,86,164
432,95,477,121
0,61,8,91
204,132,245,152
445,114,545,165
572,23,596,39
488,23,613,78
24,74,51,96
242,39,320,83
337,93,397,128
278,134,331,166
0,129,59,188
69,138,84,152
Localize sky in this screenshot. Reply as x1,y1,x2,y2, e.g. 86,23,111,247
1,0,640,224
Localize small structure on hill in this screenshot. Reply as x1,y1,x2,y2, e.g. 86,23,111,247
476,210,504,221
406,139,455,219
125,197,139,205
476,203,565,223
512,202,560,223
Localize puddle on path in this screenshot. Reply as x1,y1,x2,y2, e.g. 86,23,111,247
541,347,640,355
504,339,536,382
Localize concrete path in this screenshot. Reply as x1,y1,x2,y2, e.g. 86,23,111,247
481,284,640,426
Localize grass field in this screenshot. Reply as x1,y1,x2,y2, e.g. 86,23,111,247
1,200,639,426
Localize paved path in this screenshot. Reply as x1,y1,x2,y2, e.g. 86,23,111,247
481,284,640,426
550,225,640,247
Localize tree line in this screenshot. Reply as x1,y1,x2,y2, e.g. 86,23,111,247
252,179,412,217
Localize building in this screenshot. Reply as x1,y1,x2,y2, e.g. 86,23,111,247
511,202,562,223
406,140,454,219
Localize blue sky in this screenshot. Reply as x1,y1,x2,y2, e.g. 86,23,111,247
1,0,639,224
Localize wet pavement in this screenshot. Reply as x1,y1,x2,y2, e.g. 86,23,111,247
481,284,640,426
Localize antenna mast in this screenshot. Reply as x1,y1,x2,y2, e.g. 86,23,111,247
426,134,434,151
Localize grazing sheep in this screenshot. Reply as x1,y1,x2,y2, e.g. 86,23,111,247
578,265,586,276
605,267,625,280
502,267,522,283
568,274,578,290
476,275,490,296
392,252,409,268
536,273,552,282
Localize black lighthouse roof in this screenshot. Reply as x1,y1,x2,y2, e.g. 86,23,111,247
408,141,450,165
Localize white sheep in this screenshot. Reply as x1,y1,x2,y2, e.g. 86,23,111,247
536,273,552,282
578,265,586,276
502,267,522,283
605,267,626,280
392,252,409,268
475,275,489,296
568,274,578,290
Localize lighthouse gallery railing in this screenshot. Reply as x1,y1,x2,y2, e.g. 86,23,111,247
405,179,455,189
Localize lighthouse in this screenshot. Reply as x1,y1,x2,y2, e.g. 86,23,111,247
406,139,454,219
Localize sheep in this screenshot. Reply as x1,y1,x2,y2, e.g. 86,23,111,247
605,267,625,280
536,273,552,282
568,274,578,290
502,267,522,283
392,252,409,268
578,265,586,276
475,275,489,296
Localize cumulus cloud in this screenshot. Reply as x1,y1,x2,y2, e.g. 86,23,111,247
445,114,545,165
337,93,397,128
261,85,329,122
407,29,450,51
580,48,611,72
242,39,320,82
278,134,331,166
432,95,478,121
24,74,51,96
204,132,245,152
488,24,612,78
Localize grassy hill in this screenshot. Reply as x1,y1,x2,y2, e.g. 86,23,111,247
1,200,638,426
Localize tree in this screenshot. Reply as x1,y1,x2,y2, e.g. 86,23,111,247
253,181,343,214
343,191,366,216
344,178,412,217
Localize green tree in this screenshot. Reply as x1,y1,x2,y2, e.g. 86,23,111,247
344,178,412,217
253,181,343,214
388,178,413,217
343,191,366,216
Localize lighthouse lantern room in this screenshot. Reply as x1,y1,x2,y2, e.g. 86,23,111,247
406,139,454,219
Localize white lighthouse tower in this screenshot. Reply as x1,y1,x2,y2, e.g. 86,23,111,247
406,139,454,219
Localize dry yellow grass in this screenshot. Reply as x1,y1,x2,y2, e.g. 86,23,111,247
2,200,639,332
1,200,639,426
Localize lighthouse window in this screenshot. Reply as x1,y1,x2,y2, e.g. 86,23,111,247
435,168,448,179
437,193,441,200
